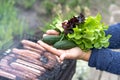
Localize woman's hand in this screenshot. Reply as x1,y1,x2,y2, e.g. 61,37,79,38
40,30,91,62
37,40,91,62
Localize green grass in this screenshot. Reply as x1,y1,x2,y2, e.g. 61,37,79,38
0,0,27,50
15,0,36,9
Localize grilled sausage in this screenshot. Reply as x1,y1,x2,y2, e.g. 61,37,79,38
16,59,46,72
0,69,16,80
10,62,42,76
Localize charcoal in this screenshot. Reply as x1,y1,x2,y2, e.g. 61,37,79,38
40,55,48,64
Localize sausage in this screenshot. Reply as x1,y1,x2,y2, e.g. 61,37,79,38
23,45,43,54
23,46,58,68
0,59,37,80
16,59,46,72
0,69,16,80
21,40,45,51
16,55,43,66
0,59,8,64
10,62,42,76
0,64,35,80
12,48,40,59
1,54,16,64
44,51,57,63
40,51,59,69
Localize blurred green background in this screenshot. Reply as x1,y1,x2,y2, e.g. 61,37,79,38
0,0,120,80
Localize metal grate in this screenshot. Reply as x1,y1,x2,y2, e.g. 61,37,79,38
0,34,76,80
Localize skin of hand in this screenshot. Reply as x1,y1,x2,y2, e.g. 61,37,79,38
38,40,91,61
39,30,92,61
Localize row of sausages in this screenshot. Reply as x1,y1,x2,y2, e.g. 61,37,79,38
0,40,60,80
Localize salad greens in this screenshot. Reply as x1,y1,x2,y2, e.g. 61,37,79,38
48,13,111,51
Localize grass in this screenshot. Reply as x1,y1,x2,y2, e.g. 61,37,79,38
15,0,36,9
0,0,27,50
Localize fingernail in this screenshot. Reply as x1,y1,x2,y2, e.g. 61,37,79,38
43,34,47,37
37,40,42,43
38,40,45,44
21,40,26,43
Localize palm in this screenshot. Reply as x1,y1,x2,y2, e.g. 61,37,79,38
36,40,85,61
57,47,83,60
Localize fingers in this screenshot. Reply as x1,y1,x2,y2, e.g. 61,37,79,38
37,40,62,56
46,30,59,35
43,30,59,39
21,40,45,51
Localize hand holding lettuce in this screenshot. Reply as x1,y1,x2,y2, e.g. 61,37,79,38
42,13,111,51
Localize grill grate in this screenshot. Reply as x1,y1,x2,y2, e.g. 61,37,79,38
0,34,76,80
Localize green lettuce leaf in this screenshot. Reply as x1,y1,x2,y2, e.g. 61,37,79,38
66,13,112,51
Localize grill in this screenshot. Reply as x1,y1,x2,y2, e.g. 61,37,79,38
0,34,76,80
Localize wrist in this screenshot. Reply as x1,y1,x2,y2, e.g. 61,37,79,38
79,50,91,61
